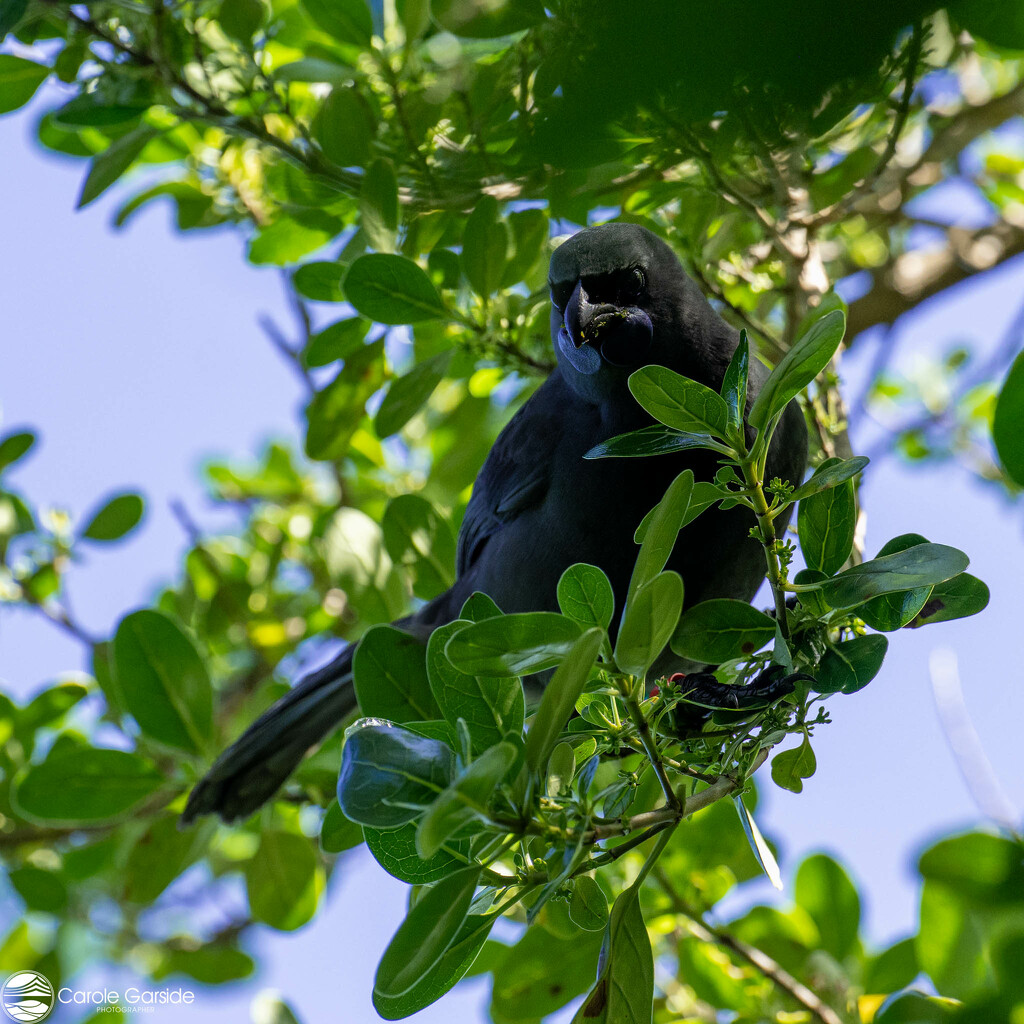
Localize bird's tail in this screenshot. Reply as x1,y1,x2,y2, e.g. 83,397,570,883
181,646,357,825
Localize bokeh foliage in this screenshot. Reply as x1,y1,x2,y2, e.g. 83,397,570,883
1,0,1024,1021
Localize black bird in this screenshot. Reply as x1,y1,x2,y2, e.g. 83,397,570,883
182,222,808,825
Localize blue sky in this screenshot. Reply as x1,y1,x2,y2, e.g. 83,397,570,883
1,85,1023,1023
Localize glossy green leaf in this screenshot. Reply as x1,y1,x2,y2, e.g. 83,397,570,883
13,748,164,824
0,55,48,115
671,599,775,663
248,213,339,265
374,867,481,1000
462,196,509,298
0,0,30,37
416,742,517,858
749,309,846,431
337,719,453,827
9,865,67,914
293,261,346,302
794,854,860,959
798,456,856,575
445,612,582,676
585,424,734,459
628,365,730,437
432,0,543,37
320,800,365,854
858,534,935,631
789,455,869,503
918,831,1024,906
907,572,990,627
113,609,213,752
301,0,373,45
375,351,452,438
721,331,749,433
864,938,919,994
426,620,524,755
459,592,503,621
304,317,369,367
614,572,682,678
364,821,471,884
557,563,614,632
569,876,608,932
345,253,448,324
814,634,888,694
77,128,159,208
218,0,265,39
634,480,720,542
502,208,548,286
382,492,456,599
572,886,654,1024
817,543,969,608
353,625,439,723
625,469,692,607
313,87,376,167
734,797,782,890
771,736,817,793
0,430,35,473
361,158,400,253
81,492,145,542
123,814,206,903
874,990,959,1023
524,627,603,774
993,348,1024,487
246,830,324,931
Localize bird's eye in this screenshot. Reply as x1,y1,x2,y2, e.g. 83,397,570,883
625,267,646,298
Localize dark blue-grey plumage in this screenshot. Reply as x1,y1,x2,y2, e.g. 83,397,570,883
181,223,807,825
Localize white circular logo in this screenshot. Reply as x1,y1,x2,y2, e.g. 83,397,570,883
0,973,54,1023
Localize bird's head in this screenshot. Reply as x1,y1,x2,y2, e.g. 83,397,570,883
548,223,702,402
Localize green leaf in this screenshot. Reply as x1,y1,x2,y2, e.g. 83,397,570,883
123,814,206,903
614,572,682,678
248,213,339,265
721,331,749,433
304,339,385,460
0,55,48,116
546,741,575,797
345,253,448,324
293,261,346,302
374,912,496,1019
907,573,990,628
113,606,211,753
353,625,439,723
460,592,503,621
789,456,869,503
557,563,614,632
734,797,782,890
628,365,730,437
569,876,608,932
993,348,1024,487
374,867,481,1000
634,480,720,542
337,719,453,828
462,196,509,298
416,742,517,858
771,736,817,793
794,854,860,960
13,748,163,824
77,127,159,208
502,208,548,286
9,866,67,914
313,87,377,167
671,599,775,663
859,534,935,631
819,543,969,608
364,820,471,884
246,830,324,931
113,609,213,753
749,309,846,432
375,351,452,438
426,620,524,755
432,0,543,37
155,946,255,985
301,0,373,45
874,990,959,1023
304,317,369,367
320,800,365,854
445,612,582,676
864,938,919,994
382,492,456,599
0,430,35,473
585,424,733,459
218,0,266,40
81,492,145,542
625,469,693,608
491,925,603,1021
918,831,1024,906
0,0,30,37
798,456,856,575
524,627,604,774
814,634,888,694
361,158,400,253
274,57,353,84
572,886,654,1024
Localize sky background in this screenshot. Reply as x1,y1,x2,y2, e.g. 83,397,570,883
1,82,1023,1024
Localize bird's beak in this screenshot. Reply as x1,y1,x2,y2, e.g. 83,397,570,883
564,279,598,349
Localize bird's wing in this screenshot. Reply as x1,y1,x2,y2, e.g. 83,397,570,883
455,379,561,576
